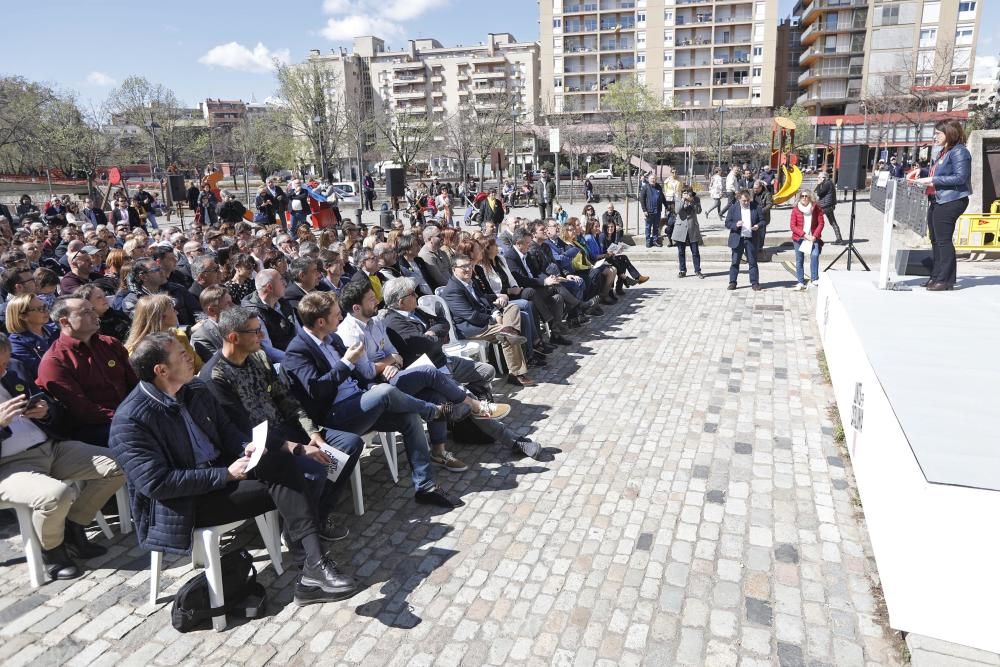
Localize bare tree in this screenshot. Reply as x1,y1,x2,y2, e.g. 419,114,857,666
274,61,346,179
602,80,670,195
372,106,437,176
441,112,476,186
103,76,191,168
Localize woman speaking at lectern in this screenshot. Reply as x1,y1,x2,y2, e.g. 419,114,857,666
915,119,972,292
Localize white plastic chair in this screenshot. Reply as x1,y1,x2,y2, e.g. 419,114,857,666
93,486,132,539
0,501,45,588
149,509,283,631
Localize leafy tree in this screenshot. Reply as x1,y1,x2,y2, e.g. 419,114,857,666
602,80,670,195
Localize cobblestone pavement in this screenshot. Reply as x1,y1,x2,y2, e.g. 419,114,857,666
0,262,904,666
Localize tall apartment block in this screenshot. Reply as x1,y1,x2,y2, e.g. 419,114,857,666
539,0,779,116
305,33,540,174
794,0,982,116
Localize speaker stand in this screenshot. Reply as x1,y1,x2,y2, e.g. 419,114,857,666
824,189,870,272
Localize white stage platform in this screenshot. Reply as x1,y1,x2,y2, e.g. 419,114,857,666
817,272,1000,654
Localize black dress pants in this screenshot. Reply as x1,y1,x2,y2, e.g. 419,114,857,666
192,447,316,543
927,197,968,286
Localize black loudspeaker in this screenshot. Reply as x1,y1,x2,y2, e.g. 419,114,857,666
894,249,933,276
384,168,405,198
837,145,869,190
167,174,187,202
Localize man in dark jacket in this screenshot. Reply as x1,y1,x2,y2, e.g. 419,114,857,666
640,174,667,247
219,192,247,224
0,341,123,581
534,172,556,220
185,181,200,212
283,292,469,507
241,268,297,362
111,332,357,604
752,180,773,254
477,190,506,227
283,257,322,312
814,171,843,243
724,190,764,291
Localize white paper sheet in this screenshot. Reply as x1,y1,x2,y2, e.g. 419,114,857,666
243,422,269,473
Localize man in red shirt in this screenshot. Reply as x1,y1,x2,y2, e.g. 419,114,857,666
37,297,137,447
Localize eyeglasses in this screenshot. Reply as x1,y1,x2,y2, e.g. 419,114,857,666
236,326,263,335
453,264,472,271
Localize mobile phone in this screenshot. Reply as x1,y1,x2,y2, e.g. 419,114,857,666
25,394,43,409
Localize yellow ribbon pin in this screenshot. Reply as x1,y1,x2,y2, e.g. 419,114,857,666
108,360,116,368
14,384,24,392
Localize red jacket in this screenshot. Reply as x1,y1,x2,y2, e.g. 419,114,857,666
789,204,825,242
36,333,138,426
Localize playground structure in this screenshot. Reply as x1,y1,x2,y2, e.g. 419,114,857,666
770,116,803,205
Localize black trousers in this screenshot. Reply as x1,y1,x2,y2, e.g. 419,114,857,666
193,447,315,543
927,197,969,285
821,205,842,240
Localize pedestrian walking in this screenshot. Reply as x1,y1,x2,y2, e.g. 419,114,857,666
704,167,724,219
724,190,763,291
814,171,843,243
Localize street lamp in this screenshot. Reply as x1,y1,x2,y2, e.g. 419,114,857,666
146,121,167,210
717,103,728,170
680,110,689,181
313,115,326,181
834,117,844,184
511,100,519,184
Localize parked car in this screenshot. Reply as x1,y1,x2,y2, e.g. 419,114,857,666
558,167,581,179
586,168,614,180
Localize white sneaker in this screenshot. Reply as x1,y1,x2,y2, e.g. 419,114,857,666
808,281,820,289
794,283,806,291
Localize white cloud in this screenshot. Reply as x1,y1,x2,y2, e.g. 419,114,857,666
198,42,291,74
86,71,116,87
320,15,402,41
319,0,448,42
973,55,999,83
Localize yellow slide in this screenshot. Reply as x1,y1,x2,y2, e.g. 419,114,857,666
773,165,802,205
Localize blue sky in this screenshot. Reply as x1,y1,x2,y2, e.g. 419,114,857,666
1,0,995,108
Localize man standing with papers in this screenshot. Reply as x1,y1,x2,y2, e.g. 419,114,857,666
199,307,364,545
110,333,358,606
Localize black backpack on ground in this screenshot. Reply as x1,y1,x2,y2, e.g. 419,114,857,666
170,548,267,632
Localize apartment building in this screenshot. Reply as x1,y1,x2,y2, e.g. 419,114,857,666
774,17,805,108
794,0,981,116
305,34,540,174
539,0,779,116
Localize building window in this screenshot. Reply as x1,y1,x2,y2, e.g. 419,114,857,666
554,77,563,88
637,12,646,25
553,18,561,28
752,87,761,100
955,27,974,45
919,28,937,48
664,52,673,64
922,1,940,23
914,74,932,87
637,31,646,48
637,54,646,64
959,1,976,12
881,6,899,25
950,72,968,85
664,10,673,22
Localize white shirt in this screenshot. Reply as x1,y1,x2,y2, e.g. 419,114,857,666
739,205,753,238
0,386,48,458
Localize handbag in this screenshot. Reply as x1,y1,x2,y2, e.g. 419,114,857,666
170,549,266,632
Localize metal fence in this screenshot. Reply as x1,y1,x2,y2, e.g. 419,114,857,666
870,176,929,237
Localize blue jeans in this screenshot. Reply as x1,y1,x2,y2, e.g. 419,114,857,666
511,298,536,351
391,365,468,446
676,242,701,274
145,210,159,229
729,237,759,286
325,384,438,492
644,213,660,244
290,211,308,236
793,239,821,283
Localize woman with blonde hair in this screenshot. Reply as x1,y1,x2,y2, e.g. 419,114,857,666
5,293,58,381
789,190,825,290
124,294,203,371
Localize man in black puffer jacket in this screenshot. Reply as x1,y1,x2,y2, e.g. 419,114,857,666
109,332,358,606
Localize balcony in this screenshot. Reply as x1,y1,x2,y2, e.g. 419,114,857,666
801,0,869,27
394,89,426,100
600,18,635,30
392,61,424,72
600,59,634,71
799,41,866,66
801,19,867,46
600,41,634,51
563,2,599,12
564,21,599,34
563,43,598,53
398,105,427,115
472,70,507,79
599,0,635,10
798,64,863,86
393,73,425,85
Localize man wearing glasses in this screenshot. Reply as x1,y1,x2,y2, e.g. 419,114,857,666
440,254,534,387
59,246,101,294
37,297,137,447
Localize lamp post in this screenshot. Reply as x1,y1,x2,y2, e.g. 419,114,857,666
834,117,844,185
680,110,689,181
313,115,326,181
511,99,519,184
146,121,166,209
717,103,728,170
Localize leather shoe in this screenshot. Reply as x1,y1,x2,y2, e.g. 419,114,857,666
926,281,953,291
64,520,107,559
495,327,526,345
41,544,81,580
751,284,762,291
508,374,537,387
550,334,572,346
538,341,557,353
415,486,465,508
727,282,737,291
299,557,358,601
636,275,650,284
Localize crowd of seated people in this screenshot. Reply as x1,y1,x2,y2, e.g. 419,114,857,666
0,193,649,606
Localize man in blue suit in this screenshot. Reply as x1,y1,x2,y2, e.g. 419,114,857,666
724,189,763,291
640,173,667,248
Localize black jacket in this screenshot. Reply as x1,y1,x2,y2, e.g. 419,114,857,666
108,379,244,554
382,308,450,367
241,291,297,352
282,328,369,425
